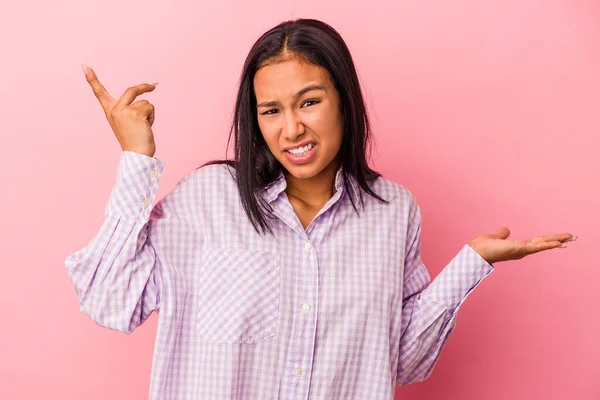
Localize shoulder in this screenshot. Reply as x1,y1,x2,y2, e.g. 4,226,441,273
176,162,237,191
367,174,419,211
157,162,238,210
150,161,240,223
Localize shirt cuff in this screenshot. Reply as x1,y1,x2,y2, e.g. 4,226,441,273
104,151,166,221
424,243,494,309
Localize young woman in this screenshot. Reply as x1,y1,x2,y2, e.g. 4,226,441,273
66,18,576,400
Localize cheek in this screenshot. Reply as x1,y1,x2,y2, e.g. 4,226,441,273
258,122,280,152
311,109,343,142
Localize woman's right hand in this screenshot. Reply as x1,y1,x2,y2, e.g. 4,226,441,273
82,64,158,158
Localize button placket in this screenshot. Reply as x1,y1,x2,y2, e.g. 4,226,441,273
280,237,315,391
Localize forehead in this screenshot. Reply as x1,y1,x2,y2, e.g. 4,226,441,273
253,60,331,98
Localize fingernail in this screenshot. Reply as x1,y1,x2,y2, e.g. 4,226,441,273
148,82,159,86
568,235,578,241
559,244,568,248
81,64,89,77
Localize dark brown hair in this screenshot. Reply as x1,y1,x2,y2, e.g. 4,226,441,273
203,18,388,235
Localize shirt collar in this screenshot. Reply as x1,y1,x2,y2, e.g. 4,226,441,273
261,167,360,204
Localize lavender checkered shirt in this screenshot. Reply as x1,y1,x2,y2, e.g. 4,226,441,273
65,151,494,399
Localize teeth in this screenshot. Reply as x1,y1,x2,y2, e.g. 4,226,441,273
288,143,315,155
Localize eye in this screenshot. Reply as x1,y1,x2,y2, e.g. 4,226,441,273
302,99,319,108
260,100,319,116
262,109,279,115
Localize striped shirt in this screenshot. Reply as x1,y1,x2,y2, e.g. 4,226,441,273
65,150,494,399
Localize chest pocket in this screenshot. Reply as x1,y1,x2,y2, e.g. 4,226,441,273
196,247,280,344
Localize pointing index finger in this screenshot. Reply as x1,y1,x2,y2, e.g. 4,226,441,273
82,64,116,113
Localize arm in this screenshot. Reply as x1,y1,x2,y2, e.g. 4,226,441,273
65,151,167,334
395,194,494,385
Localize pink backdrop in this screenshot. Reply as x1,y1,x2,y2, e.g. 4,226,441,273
1,0,598,399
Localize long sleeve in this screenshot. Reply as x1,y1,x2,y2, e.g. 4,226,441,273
395,194,494,385
65,151,167,334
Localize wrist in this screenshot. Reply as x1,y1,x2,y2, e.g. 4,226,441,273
469,240,492,264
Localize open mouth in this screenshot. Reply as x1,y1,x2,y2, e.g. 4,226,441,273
286,142,316,156
284,142,317,164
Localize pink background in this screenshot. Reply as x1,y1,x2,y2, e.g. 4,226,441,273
1,0,598,399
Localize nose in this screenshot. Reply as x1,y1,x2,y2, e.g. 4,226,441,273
282,110,305,141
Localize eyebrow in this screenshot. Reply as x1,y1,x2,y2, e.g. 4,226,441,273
256,84,326,108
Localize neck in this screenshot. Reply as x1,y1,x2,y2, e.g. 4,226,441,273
284,160,340,208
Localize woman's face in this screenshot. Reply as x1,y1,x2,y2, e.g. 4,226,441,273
254,59,344,181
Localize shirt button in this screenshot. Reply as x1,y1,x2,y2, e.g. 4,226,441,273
295,369,303,377
141,198,150,207
149,170,158,178
301,303,310,312
304,242,312,252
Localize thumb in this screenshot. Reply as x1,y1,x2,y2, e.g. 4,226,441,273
491,226,511,240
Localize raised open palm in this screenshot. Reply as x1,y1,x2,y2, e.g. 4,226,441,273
469,227,577,264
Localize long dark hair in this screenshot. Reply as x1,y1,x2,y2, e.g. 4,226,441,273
203,18,388,235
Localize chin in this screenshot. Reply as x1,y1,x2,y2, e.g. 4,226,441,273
281,162,324,180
